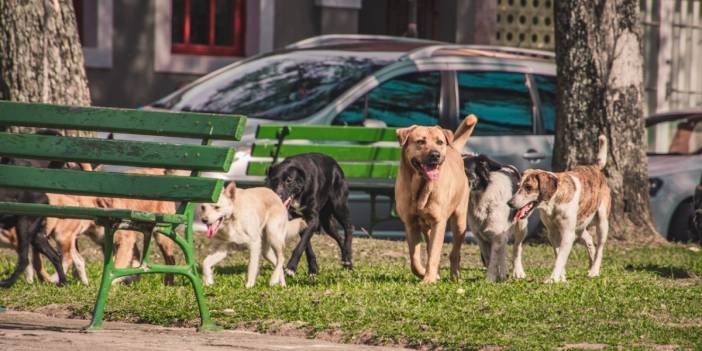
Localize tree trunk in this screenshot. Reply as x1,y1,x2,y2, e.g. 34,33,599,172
0,0,93,137
553,0,661,242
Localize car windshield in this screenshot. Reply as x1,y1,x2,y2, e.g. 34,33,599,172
152,50,395,121
646,115,702,155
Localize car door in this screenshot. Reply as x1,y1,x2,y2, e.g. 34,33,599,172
453,70,554,172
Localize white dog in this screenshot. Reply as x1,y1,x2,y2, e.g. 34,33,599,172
199,182,306,287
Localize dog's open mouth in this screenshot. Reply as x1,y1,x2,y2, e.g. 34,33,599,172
512,202,536,223
205,217,223,239
283,196,293,208
412,158,441,181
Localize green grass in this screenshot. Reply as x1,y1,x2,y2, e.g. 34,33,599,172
1,236,701,350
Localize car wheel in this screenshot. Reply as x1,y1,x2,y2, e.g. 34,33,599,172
667,199,698,242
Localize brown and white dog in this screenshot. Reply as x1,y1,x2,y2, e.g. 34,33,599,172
394,115,478,283
508,135,611,283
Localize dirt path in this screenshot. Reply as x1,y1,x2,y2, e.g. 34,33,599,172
0,309,408,351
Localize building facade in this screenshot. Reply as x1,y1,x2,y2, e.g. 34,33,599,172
76,0,701,113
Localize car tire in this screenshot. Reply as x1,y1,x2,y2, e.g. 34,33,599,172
667,199,698,242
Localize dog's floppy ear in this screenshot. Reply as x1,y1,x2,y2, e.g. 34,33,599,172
396,125,418,146
441,128,454,145
536,172,558,201
224,181,237,199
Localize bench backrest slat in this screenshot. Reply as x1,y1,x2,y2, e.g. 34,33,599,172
255,125,398,142
0,101,246,140
247,160,398,179
0,164,224,202
250,143,401,162
0,132,234,171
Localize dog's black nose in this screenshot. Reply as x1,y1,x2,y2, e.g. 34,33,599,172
507,199,515,208
428,150,440,161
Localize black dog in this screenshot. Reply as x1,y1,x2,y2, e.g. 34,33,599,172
267,153,353,275
691,174,702,244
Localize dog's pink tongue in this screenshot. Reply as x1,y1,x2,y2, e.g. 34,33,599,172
283,196,292,208
206,224,215,239
421,165,440,181
512,205,530,224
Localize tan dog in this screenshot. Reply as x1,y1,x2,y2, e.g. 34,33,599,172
394,115,478,283
28,168,179,285
199,182,306,288
509,135,611,283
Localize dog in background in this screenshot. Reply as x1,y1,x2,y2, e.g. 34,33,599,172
0,155,72,288
509,135,611,283
28,168,179,285
267,153,353,276
394,115,478,283
691,174,702,243
463,154,528,281
199,182,306,287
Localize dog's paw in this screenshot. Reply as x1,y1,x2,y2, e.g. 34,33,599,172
284,268,296,277
544,275,566,284
587,270,600,278
341,261,353,270
204,278,214,286
245,281,255,288
511,270,526,279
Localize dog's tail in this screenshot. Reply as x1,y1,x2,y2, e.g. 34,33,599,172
286,218,307,241
596,135,608,169
451,114,479,151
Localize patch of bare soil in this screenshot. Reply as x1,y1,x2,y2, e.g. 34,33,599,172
558,343,609,350
0,310,406,351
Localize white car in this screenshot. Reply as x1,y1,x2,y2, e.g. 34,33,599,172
142,35,697,240
647,109,702,241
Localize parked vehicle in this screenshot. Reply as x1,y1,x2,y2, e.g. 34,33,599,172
144,34,698,240
646,109,702,242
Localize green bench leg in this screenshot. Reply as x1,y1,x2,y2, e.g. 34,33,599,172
172,220,219,331
87,223,116,331
87,220,218,332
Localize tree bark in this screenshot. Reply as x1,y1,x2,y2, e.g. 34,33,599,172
0,0,93,137
553,0,661,241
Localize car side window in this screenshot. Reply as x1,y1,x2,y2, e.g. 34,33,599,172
457,71,533,136
334,71,441,127
534,75,556,134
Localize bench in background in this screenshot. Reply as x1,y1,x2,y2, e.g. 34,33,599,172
0,101,246,331
241,124,400,236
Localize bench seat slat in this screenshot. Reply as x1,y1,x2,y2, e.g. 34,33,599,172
250,143,401,161
0,132,234,171
247,161,398,179
256,125,398,142
0,202,186,223
0,101,246,140
0,165,223,203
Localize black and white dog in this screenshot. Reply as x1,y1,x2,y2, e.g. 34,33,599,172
463,154,528,281
691,174,702,243
267,153,353,276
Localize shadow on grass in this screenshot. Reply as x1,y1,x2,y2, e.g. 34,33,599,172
214,265,248,275
625,264,691,279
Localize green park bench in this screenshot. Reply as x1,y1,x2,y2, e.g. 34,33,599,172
0,101,246,331
241,124,401,236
